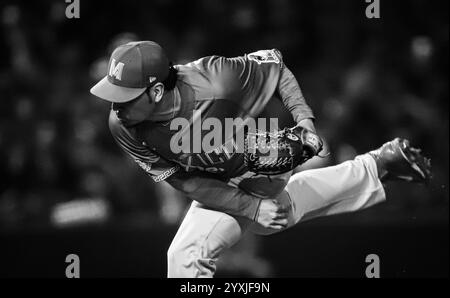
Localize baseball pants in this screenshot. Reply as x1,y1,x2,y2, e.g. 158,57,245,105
167,153,386,277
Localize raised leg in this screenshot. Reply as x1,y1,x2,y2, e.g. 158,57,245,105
249,154,385,235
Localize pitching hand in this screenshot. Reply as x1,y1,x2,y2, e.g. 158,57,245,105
254,198,290,230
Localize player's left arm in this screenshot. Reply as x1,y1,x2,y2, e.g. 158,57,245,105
277,62,316,132
234,48,316,132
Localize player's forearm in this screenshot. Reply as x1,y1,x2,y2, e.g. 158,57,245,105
165,174,261,220
278,65,315,124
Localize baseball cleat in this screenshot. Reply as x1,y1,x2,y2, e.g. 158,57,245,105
369,138,432,183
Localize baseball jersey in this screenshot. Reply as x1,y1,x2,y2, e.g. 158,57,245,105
109,49,314,183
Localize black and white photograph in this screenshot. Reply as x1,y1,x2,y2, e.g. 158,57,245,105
0,0,448,288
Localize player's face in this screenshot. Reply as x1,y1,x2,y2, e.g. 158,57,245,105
112,89,155,125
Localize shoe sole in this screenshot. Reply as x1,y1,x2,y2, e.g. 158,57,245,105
398,138,432,183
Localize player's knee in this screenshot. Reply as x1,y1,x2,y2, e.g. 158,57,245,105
167,243,188,277
167,242,216,278
167,241,183,268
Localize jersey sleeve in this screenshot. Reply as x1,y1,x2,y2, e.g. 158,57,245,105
277,65,315,123
165,171,261,220
108,110,179,182
191,49,284,118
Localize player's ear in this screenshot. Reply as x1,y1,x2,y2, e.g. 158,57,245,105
151,83,165,103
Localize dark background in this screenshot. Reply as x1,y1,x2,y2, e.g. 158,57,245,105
0,0,448,278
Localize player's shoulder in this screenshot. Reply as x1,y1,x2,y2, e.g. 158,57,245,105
180,48,283,71
108,109,124,135
175,48,284,100
108,109,162,161
179,55,222,73
108,109,137,141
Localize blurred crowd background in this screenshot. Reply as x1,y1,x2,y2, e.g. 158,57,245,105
0,0,448,277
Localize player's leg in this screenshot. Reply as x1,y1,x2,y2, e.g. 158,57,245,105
249,138,432,235
247,153,382,235
286,138,431,224
167,200,249,278
286,153,384,224
166,171,294,277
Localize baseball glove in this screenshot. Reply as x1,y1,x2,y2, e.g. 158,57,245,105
244,126,324,175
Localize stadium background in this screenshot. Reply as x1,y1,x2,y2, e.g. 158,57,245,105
0,0,448,277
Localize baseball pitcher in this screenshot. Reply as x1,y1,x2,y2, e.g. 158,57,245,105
90,41,432,277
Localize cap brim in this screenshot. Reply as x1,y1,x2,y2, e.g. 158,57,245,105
90,76,146,103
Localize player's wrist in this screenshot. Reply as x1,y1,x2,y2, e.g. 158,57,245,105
296,118,316,133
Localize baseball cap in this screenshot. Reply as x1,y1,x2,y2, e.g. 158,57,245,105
90,41,170,103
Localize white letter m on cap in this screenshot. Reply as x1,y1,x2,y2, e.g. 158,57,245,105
109,58,124,80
